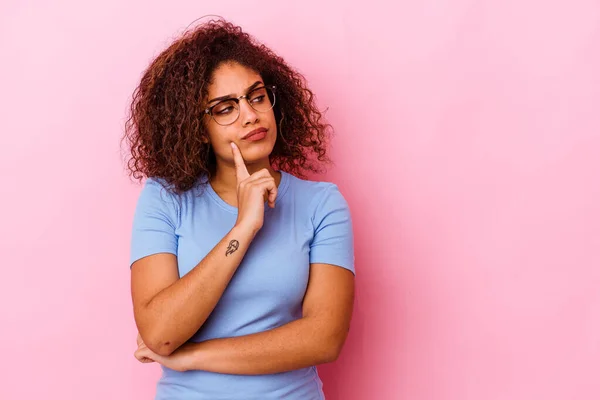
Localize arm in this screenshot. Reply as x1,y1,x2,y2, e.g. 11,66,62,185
174,184,356,374
180,262,355,374
132,144,278,357
132,224,255,357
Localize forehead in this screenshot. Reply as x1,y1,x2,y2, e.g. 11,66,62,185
207,62,263,96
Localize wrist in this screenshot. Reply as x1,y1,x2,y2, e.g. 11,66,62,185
183,342,207,371
232,222,259,238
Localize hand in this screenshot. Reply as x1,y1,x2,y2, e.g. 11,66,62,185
134,334,194,372
230,142,278,233
133,333,154,363
135,333,154,364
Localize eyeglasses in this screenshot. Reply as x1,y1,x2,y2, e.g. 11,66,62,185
203,85,277,126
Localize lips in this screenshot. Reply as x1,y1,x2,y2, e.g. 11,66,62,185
242,127,267,140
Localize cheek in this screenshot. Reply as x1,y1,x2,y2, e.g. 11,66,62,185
207,125,237,156
267,110,277,125
206,121,227,143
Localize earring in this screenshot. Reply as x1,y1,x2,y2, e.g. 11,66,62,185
278,112,292,149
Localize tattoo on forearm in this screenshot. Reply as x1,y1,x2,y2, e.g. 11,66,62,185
226,240,239,256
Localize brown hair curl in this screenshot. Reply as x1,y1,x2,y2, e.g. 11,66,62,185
122,18,332,195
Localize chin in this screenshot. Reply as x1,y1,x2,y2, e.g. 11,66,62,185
242,146,274,164
240,137,276,162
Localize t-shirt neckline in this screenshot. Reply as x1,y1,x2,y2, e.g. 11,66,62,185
205,170,291,214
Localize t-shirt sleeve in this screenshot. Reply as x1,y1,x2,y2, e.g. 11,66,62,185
129,178,180,268
309,184,355,275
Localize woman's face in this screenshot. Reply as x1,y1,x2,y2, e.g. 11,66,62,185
204,62,277,167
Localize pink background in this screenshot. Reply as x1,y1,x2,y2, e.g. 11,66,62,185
2,1,599,399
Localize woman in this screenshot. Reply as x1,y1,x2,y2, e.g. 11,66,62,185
124,18,355,399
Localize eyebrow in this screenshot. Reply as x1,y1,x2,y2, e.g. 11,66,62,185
207,81,263,105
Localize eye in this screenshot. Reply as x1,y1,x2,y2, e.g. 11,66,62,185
250,95,266,104
248,87,268,103
213,100,236,115
215,106,234,115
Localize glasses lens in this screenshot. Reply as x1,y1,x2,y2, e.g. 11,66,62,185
209,86,276,126
212,100,239,125
248,86,276,113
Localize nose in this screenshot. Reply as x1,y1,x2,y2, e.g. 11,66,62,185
240,99,259,127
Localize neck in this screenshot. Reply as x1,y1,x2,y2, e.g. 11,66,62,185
210,156,281,196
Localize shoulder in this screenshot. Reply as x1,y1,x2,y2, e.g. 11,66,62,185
136,177,178,204
139,176,206,203
141,177,172,195
284,172,349,214
134,177,185,220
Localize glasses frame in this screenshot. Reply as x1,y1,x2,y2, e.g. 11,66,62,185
203,84,277,126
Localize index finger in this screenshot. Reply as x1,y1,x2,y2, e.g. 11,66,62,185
230,142,250,182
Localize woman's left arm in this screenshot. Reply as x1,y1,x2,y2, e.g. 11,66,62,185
136,262,354,374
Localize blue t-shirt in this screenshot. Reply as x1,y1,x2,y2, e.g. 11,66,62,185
130,170,355,400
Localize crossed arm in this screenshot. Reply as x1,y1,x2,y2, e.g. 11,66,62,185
132,236,354,374
146,262,354,374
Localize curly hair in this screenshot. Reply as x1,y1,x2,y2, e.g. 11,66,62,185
122,18,332,195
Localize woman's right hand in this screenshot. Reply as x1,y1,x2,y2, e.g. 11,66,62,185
231,142,278,234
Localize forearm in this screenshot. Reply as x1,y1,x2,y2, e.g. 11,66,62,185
185,316,342,375
139,224,256,356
